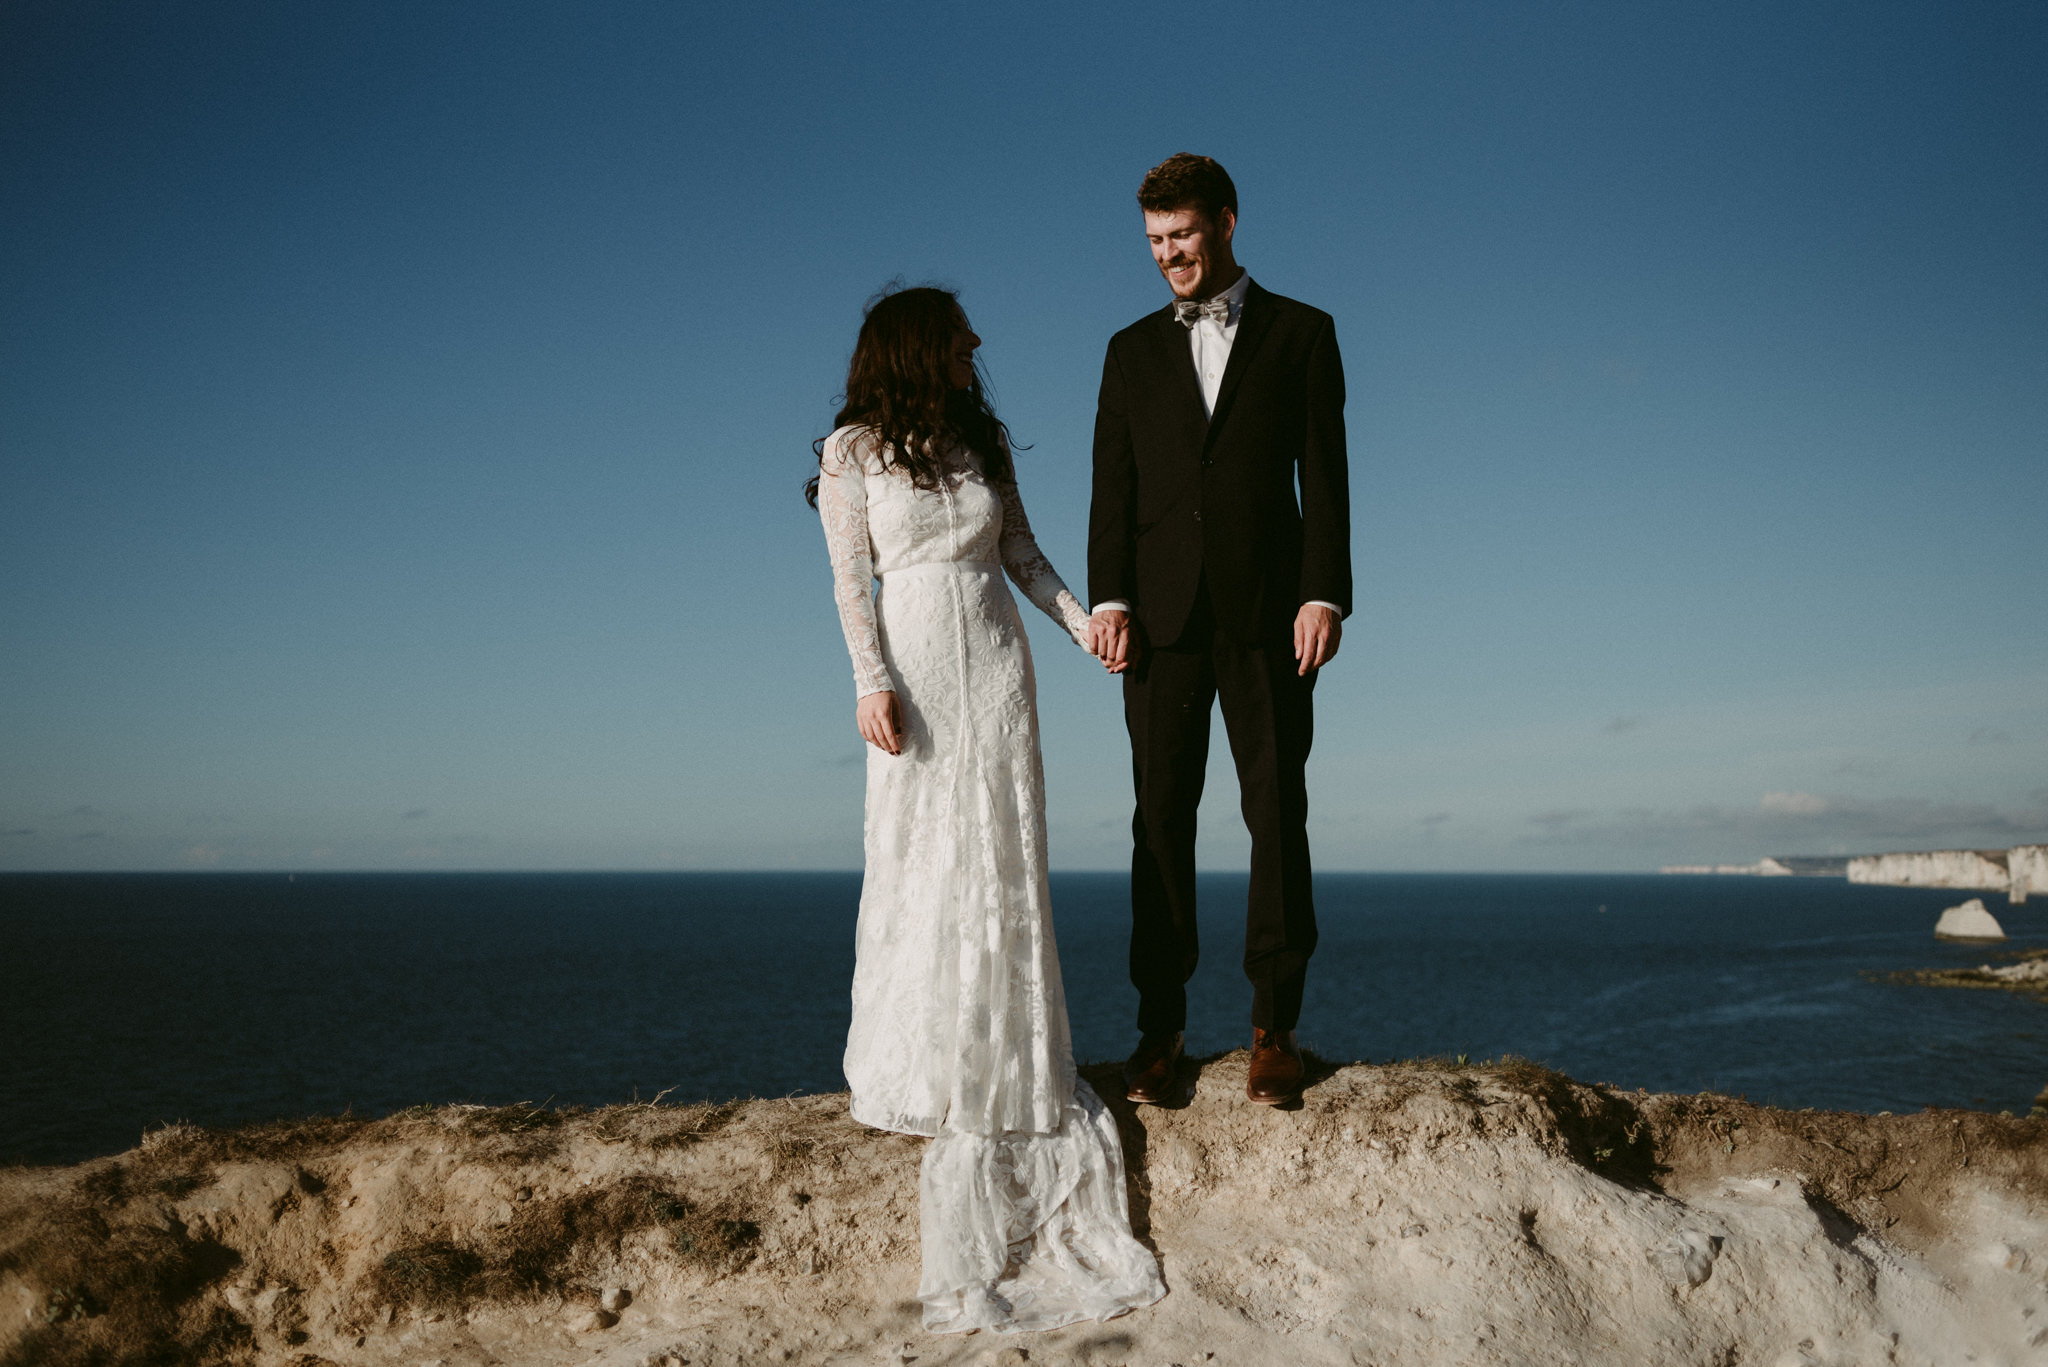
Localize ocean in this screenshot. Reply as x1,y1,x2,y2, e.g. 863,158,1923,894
2,871,2041,1167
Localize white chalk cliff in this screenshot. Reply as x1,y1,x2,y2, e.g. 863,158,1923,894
2013,845,2048,903
1850,848,2016,895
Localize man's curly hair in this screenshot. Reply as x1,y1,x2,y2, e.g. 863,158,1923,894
1137,153,1238,224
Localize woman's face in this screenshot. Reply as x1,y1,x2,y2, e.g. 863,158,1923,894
947,309,981,390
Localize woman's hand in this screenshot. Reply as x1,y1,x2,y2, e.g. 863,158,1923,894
1086,609,1134,674
857,690,905,754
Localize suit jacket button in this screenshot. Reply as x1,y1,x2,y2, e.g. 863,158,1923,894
1193,511,1203,522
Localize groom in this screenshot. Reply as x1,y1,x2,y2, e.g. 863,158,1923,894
1085,154,1351,1108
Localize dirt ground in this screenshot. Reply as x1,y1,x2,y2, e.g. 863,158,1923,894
6,1054,2048,1367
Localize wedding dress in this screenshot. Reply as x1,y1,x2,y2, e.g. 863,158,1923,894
817,425,1165,1333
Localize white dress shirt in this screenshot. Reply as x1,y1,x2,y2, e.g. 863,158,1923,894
1190,267,1253,417
1094,270,1341,620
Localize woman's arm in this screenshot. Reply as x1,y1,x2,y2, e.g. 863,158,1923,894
818,432,901,750
994,464,1091,648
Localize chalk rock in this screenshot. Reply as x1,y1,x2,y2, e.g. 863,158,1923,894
599,1286,632,1313
1985,956,2048,983
1935,898,2006,940
2010,845,2048,903
1649,1229,1721,1287
1991,1242,2031,1272
572,1308,618,1332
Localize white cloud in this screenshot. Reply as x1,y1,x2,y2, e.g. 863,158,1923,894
1760,791,1829,816
1518,792,2048,852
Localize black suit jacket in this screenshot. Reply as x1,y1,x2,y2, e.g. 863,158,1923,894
1089,280,1351,647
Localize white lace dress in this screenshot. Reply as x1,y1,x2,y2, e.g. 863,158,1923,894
817,425,1166,1334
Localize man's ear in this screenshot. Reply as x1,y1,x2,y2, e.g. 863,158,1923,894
1219,208,1237,245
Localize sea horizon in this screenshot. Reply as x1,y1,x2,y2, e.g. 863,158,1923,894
5,870,2042,1167
0,864,1884,876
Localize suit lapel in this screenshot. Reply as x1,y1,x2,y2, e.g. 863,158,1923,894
1206,279,1276,441
1147,307,1209,434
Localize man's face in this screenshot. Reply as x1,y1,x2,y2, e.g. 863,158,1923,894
1144,205,1236,300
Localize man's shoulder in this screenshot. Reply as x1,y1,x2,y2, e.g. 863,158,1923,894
1108,306,1172,350
1248,282,1335,332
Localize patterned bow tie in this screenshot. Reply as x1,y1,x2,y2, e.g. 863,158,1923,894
1172,296,1232,328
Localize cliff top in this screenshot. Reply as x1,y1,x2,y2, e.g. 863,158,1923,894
5,1054,2048,1367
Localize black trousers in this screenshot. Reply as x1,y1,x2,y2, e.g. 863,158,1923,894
1124,581,1319,1034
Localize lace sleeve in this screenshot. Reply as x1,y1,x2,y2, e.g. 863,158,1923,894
994,468,1090,647
817,430,894,697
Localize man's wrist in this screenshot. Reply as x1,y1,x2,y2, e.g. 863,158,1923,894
1092,600,1131,617
1302,600,1342,615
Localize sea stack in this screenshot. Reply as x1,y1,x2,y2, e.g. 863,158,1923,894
1934,897,2007,941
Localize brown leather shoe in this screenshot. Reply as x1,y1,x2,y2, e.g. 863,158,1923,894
1247,1028,1303,1105
1123,1031,1185,1105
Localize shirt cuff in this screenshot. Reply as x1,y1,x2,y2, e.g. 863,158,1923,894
1303,600,1344,615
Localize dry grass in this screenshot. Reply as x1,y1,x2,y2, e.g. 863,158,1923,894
363,1174,761,1312
0,1169,250,1367
0,1098,781,1367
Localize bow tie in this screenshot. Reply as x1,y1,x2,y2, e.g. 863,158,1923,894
1172,296,1233,328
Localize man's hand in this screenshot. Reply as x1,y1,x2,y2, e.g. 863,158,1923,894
1086,608,1134,674
1293,604,1342,676
856,690,904,754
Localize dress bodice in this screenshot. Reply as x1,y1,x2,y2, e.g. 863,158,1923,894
817,424,1090,696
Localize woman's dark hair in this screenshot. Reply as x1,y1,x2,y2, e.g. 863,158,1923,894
805,284,1015,507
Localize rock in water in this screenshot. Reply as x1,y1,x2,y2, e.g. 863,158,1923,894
1935,898,2007,940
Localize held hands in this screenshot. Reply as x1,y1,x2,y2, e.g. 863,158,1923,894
1085,609,1134,674
1294,603,1342,675
1088,605,1339,675
856,690,904,754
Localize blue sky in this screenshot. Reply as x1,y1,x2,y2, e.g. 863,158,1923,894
2,1,2043,872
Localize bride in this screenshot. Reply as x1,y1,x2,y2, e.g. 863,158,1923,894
810,285,1165,1333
